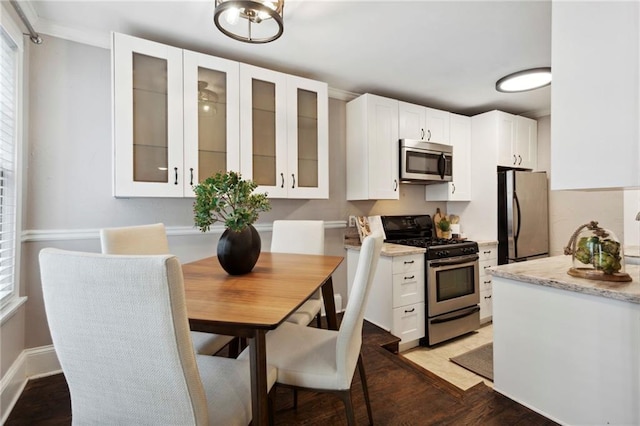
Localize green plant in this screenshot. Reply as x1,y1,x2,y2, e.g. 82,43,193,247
438,217,451,232
193,171,271,233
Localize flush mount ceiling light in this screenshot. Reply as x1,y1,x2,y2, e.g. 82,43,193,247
214,0,284,44
496,67,552,93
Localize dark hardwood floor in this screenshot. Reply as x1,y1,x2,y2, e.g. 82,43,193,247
5,321,557,425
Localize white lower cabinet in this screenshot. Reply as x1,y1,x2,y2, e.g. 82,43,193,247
347,249,425,351
478,243,497,323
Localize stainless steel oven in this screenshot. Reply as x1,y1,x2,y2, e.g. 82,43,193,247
425,253,480,346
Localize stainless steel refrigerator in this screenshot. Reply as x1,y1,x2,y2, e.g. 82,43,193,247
497,170,549,265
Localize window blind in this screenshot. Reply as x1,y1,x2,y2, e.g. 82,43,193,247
0,27,17,304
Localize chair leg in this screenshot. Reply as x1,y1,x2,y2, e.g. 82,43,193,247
228,337,240,358
358,354,374,425
293,388,298,409
268,387,276,426
316,312,322,328
337,389,356,426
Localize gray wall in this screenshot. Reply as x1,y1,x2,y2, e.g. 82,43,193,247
2,33,447,378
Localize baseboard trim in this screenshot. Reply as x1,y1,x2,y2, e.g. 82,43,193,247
0,345,61,424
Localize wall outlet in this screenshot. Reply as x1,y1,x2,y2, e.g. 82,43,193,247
348,215,356,227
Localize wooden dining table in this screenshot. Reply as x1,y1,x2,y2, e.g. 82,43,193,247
182,252,344,426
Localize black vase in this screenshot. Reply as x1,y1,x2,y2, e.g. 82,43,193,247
216,224,261,275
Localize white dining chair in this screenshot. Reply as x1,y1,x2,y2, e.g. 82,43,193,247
39,248,277,425
271,220,325,327
264,233,383,425
100,223,235,356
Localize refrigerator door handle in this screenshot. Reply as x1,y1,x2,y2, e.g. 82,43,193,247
514,191,522,258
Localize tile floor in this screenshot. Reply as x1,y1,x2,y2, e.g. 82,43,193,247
401,323,493,391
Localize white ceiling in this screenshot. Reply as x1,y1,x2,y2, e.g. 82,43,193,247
25,0,552,117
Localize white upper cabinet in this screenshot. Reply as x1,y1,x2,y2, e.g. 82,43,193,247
112,33,328,199
239,65,328,199
398,101,450,144
347,94,399,200
183,51,240,196
551,1,639,190
113,33,185,197
496,111,537,170
425,113,471,201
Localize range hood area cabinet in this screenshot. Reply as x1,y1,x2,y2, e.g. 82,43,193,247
346,94,400,200
398,101,450,144
425,113,472,202
112,32,329,199
551,1,639,190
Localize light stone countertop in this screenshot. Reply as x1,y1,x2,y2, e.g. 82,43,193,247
344,241,426,257
625,245,640,258
488,255,640,304
475,240,498,247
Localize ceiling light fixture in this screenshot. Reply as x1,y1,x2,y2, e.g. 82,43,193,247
214,0,284,44
496,67,552,93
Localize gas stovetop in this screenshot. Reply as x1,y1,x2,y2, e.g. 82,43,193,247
381,215,478,259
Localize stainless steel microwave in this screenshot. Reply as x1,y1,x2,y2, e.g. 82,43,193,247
399,139,453,184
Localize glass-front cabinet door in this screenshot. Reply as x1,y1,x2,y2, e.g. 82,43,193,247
113,32,184,197
240,64,289,198
239,64,329,199
286,76,328,199
183,52,239,196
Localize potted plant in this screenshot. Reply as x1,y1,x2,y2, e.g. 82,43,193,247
193,171,271,275
437,216,451,239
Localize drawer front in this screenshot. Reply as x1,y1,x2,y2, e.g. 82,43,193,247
392,269,425,308
392,302,425,343
392,254,423,274
480,275,492,292
479,246,497,261
480,289,493,321
480,259,496,277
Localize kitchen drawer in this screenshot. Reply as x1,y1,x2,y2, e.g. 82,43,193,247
480,275,492,292
479,246,497,261
392,302,425,343
392,254,423,274
480,289,493,322
480,259,496,276
392,269,425,308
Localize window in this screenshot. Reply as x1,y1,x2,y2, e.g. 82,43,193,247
0,13,23,308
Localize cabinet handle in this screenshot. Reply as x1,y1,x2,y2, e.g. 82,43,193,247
483,250,491,254
404,275,415,280
484,280,492,284
393,179,398,191
518,155,522,165
291,173,295,189
484,265,491,270
421,128,425,140
427,129,431,141
513,155,517,165
404,308,415,314
174,167,178,185
484,295,492,299
280,173,284,188
189,168,194,186
404,260,415,264
452,183,456,194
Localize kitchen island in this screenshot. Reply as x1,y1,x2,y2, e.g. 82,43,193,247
488,256,640,425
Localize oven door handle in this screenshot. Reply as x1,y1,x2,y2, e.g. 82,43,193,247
430,306,480,324
429,254,479,267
